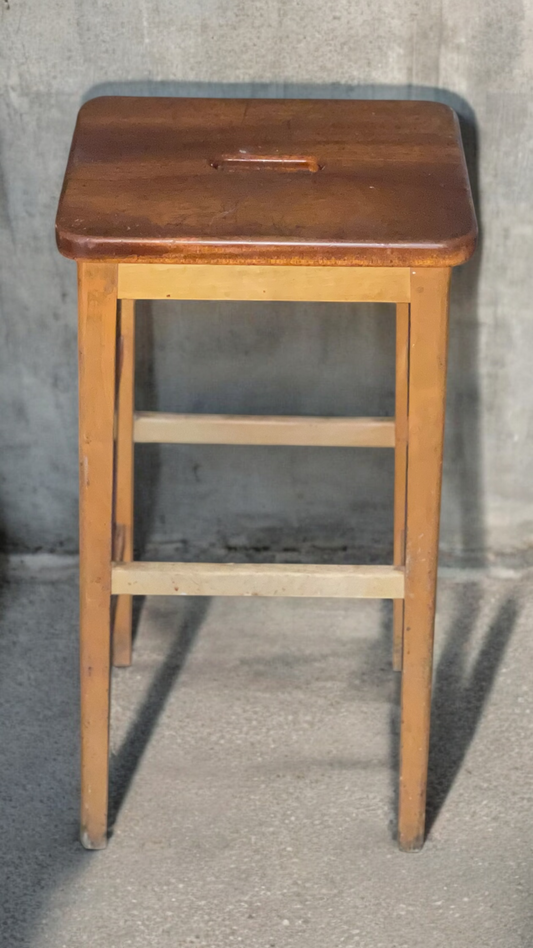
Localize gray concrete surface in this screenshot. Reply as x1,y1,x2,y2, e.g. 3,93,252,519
0,558,531,946
1,2,533,562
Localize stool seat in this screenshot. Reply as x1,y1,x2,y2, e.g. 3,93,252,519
56,97,476,267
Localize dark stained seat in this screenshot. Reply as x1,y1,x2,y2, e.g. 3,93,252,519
56,97,476,267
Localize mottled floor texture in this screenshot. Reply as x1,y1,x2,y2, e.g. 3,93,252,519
1,557,532,947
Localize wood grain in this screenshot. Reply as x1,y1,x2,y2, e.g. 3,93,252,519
78,261,118,850
398,267,451,851
56,97,477,267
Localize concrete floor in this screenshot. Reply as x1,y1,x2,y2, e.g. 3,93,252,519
1,558,532,947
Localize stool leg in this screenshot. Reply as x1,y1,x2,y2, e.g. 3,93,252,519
393,302,409,671
398,268,450,851
112,300,135,667
78,262,118,850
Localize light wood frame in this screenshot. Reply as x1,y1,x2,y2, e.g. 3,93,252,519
78,260,450,854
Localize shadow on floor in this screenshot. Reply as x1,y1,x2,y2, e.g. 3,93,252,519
0,585,208,947
384,584,521,842
426,585,520,834
109,597,210,829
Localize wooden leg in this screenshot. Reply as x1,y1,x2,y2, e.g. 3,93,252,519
78,262,118,850
393,302,409,671
398,268,451,851
112,299,135,667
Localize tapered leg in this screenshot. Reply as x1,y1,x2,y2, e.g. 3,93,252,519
398,268,451,851
393,302,409,671
78,262,118,850
112,299,135,667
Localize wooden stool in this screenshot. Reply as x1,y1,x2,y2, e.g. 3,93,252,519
56,97,476,851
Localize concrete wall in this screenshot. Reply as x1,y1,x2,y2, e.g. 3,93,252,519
1,1,532,564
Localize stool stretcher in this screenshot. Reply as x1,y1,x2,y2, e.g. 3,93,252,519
133,412,396,447
111,562,405,599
